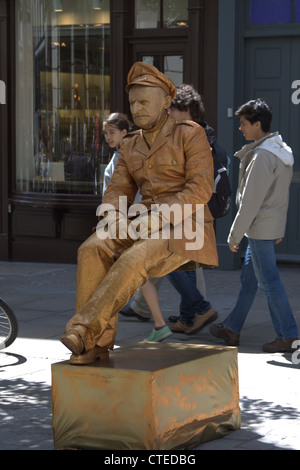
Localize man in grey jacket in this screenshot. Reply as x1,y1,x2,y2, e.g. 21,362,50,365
210,98,299,352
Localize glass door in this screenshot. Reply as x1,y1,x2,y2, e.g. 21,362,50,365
132,41,188,88
140,55,184,87
131,0,188,87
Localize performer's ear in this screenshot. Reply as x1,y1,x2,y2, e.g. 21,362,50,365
164,95,173,110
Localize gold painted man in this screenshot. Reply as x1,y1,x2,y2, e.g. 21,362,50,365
60,62,218,365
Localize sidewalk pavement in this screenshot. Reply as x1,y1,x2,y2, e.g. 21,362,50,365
0,260,299,451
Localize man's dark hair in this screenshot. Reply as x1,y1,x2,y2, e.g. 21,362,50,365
235,98,272,133
170,84,205,122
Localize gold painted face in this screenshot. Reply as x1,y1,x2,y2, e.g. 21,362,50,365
128,85,172,130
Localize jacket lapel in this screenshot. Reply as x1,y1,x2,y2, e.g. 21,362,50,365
129,117,175,159
146,117,174,158
132,130,149,157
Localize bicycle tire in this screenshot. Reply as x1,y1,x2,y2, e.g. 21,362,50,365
0,298,18,350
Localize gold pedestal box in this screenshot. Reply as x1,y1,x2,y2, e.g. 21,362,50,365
52,343,240,450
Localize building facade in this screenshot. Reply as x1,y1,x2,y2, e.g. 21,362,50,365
0,0,299,268
217,0,300,268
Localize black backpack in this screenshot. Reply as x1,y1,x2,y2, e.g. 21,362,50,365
207,141,232,219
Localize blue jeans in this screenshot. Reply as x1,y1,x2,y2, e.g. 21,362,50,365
168,270,211,326
223,239,299,339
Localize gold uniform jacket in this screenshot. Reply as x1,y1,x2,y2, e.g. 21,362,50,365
102,116,218,268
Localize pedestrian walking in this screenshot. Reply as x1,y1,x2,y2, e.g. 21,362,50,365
210,98,299,352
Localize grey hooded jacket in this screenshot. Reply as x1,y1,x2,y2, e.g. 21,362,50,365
228,132,294,246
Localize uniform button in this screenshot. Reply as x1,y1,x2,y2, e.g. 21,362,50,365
148,164,152,169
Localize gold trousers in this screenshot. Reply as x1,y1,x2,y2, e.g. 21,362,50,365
65,232,187,351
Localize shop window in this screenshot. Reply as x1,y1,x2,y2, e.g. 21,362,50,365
250,0,292,24
135,0,188,29
15,0,110,195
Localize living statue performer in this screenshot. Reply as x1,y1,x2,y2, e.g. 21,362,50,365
60,62,218,365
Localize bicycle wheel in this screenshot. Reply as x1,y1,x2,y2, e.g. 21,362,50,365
0,298,18,350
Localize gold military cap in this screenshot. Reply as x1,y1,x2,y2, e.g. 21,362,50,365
126,61,177,99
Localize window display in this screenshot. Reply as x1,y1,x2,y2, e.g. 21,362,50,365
15,0,111,195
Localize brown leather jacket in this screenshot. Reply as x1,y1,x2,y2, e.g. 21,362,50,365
103,116,218,267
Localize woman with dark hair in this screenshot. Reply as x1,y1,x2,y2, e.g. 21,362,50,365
102,112,132,193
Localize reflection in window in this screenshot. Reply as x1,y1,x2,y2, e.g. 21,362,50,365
15,0,110,195
164,56,183,87
250,0,292,24
142,55,183,87
163,0,188,28
142,56,161,69
135,0,188,29
135,0,160,28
